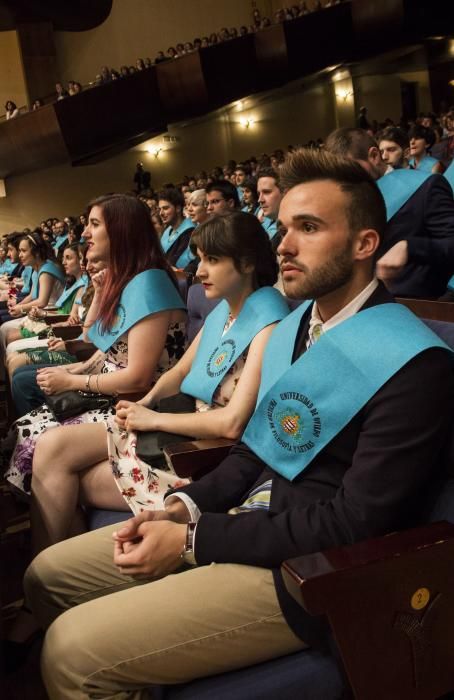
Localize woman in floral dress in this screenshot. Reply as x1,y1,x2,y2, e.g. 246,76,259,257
3,194,187,497
29,211,286,553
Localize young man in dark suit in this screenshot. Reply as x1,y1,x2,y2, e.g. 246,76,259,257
325,127,454,299
25,150,454,698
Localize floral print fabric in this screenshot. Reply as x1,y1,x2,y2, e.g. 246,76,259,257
3,322,187,495
107,315,246,513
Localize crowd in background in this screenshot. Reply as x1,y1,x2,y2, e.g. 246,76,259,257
2,0,347,118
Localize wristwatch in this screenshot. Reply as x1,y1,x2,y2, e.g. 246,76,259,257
181,521,197,567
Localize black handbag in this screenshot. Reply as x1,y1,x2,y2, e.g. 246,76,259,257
136,392,195,468
46,389,116,421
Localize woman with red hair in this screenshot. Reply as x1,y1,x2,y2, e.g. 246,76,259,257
3,194,187,495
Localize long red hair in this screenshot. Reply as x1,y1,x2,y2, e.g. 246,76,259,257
88,194,176,331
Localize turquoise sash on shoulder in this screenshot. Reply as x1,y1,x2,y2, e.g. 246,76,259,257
242,205,261,216
243,302,450,481
31,260,65,299
444,160,454,194
181,287,289,404
377,169,432,221
23,268,35,295
54,274,88,309
54,233,68,251
0,259,14,274
261,217,278,240
160,219,193,255
175,244,195,270
88,269,186,352
409,155,438,173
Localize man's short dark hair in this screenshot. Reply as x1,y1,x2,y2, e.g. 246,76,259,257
256,167,281,190
279,148,387,243
206,180,240,208
377,126,410,151
325,128,378,162
157,187,184,209
234,163,250,175
408,124,435,148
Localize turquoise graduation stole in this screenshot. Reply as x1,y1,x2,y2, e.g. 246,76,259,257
444,160,454,194
0,259,14,274
54,233,68,251
377,169,432,221
181,287,289,404
243,302,450,481
22,267,34,295
242,205,261,216
409,155,439,173
30,260,65,299
261,217,278,240
88,268,186,352
54,274,88,309
160,218,193,255
175,243,195,270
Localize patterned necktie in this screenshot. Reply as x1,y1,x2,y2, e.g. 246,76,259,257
309,322,323,346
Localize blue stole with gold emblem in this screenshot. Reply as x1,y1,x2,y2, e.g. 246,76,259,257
243,302,450,481
181,287,289,404
261,217,278,240
409,155,438,173
54,274,88,309
160,218,193,255
88,269,186,352
31,260,66,299
377,169,432,221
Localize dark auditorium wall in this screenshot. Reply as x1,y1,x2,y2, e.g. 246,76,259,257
353,71,432,123
53,0,255,86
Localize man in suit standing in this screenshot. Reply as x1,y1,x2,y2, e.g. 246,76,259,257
25,150,453,698
325,127,454,299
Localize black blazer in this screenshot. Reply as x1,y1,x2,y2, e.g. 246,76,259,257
176,285,454,642
382,174,454,299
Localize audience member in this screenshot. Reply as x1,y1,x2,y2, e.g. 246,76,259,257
206,180,240,216
55,83,68,101
408,124,444,174
158,187,194,267
257,167,282,246
377,126,411,169
5,100,19,119
133,162,151,192
326,127,454,298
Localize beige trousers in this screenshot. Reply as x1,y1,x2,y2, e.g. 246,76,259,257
25,524,306,700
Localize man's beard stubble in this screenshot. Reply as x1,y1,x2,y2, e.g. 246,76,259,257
281,245,355,300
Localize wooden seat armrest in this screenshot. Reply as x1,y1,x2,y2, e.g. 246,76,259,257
45,314,70,324
164,438,236,479
64,338,96,361
282,520,454,615
53,325,83,341
281,521,454,700
396,296,454,321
